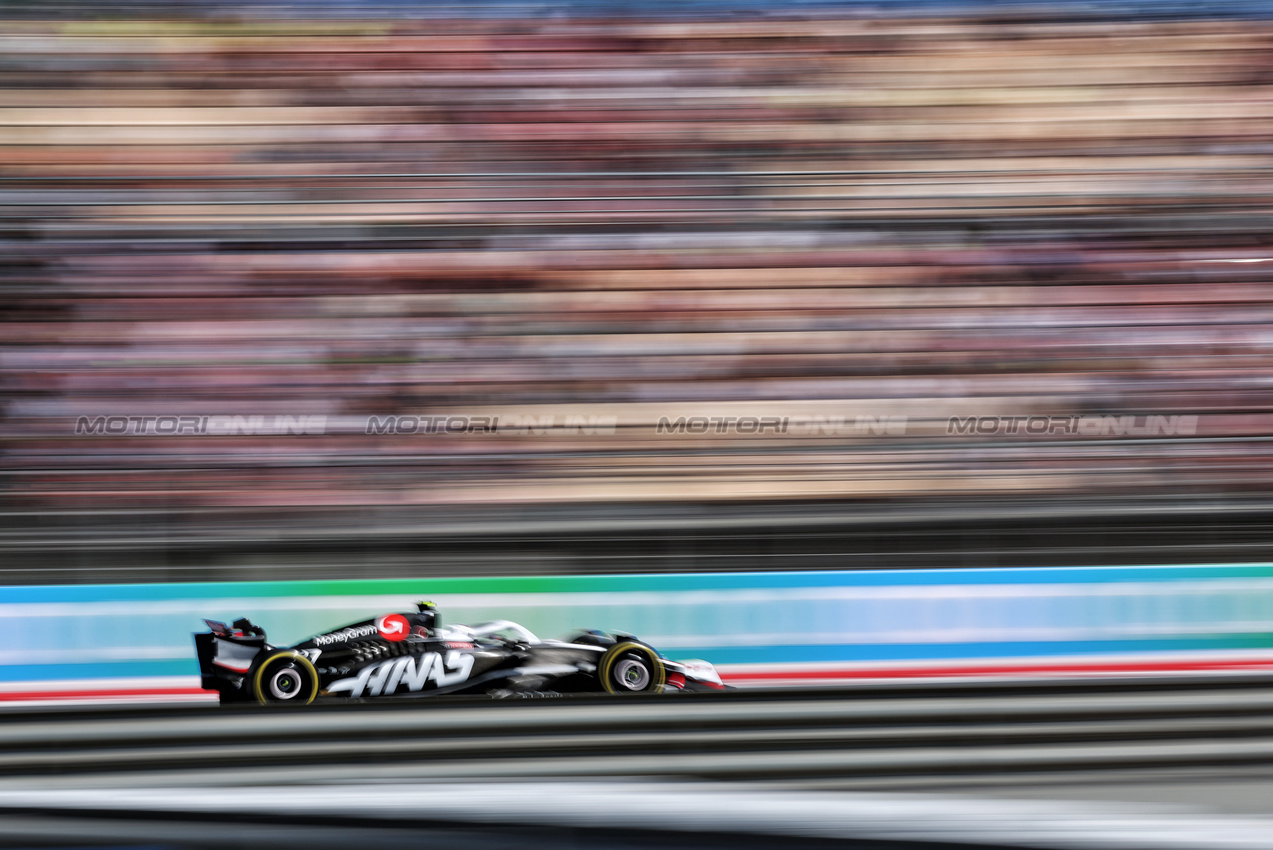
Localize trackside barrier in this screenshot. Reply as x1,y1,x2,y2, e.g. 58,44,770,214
8,682,1273,789
5,563,1273,699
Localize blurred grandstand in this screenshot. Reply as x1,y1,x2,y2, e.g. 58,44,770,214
4,4,1273,581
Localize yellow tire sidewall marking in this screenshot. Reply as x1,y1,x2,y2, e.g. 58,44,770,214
599,641,666,694
252,651,319,706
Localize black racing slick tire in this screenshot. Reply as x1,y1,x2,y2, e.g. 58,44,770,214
598,641,666,694
252,652,319,706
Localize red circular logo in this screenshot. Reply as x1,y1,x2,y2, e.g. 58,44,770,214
376,613,410,642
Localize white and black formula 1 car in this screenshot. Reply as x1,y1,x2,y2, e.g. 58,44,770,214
195,601,725,706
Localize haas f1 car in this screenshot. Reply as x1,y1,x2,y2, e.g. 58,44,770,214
195,601,725,705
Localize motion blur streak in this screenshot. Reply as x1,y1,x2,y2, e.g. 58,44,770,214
8,683,1273,847
5,11,1273,576
2,782,1273,850
13,565,1273,690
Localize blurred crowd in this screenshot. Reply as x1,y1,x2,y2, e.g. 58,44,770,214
4,13,1273,510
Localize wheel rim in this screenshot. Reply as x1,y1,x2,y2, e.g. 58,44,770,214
252,652,318,706
269,667,302,700
614,657,651,691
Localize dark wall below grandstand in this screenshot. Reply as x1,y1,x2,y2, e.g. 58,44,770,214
3,497,1272,584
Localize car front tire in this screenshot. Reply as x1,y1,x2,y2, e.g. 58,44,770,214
598,641,666,694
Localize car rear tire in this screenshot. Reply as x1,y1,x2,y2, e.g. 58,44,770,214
252,652,319,706
598,641,666,694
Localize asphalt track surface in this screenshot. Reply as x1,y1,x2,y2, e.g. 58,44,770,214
6,676,1273,849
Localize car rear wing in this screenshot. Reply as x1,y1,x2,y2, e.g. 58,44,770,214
204,617,266,638
195,618,270,690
